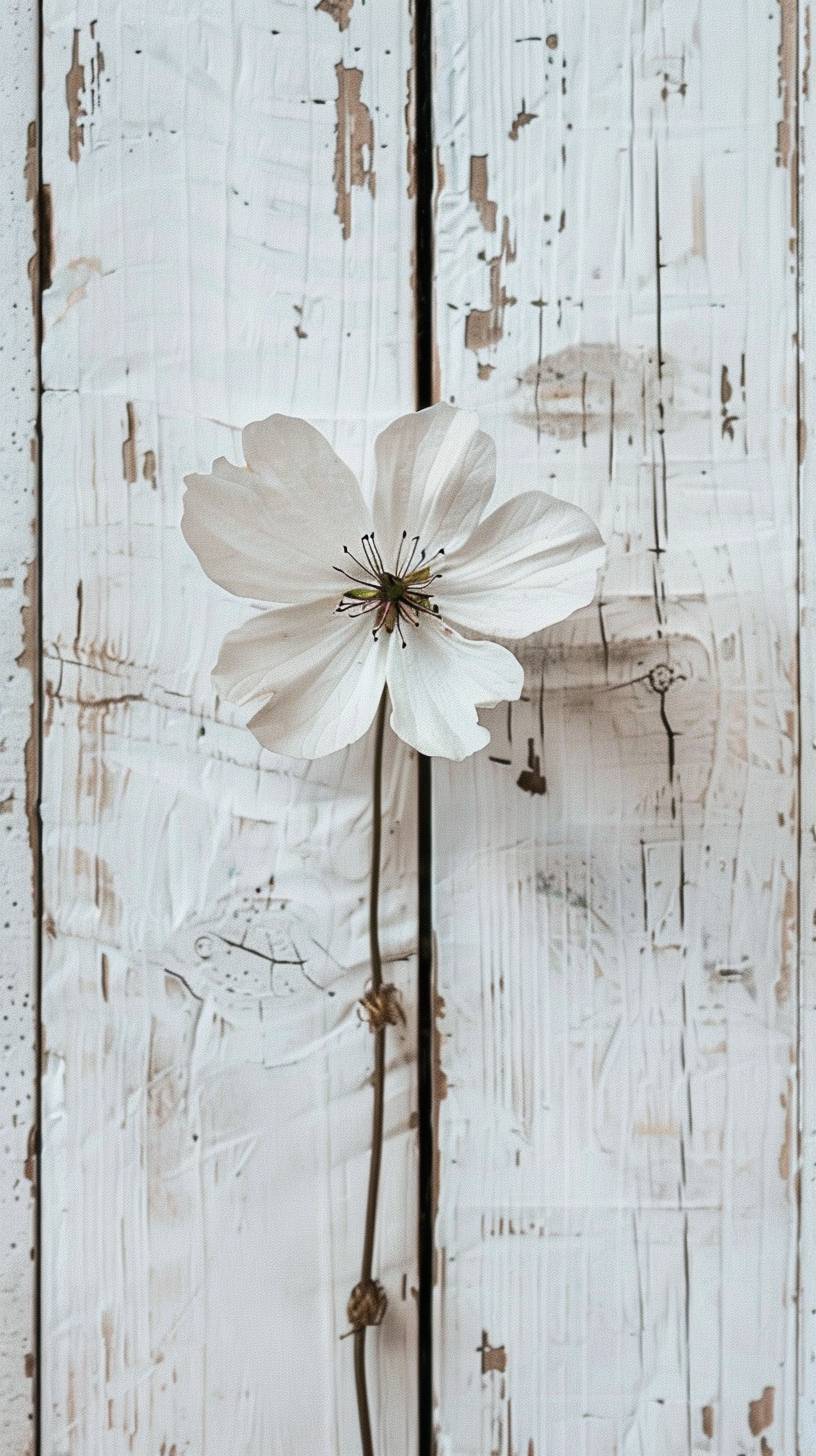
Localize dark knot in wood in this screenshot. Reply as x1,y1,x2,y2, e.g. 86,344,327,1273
347,1278,388,1331
359,982,404,1032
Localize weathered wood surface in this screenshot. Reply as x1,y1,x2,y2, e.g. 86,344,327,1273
799,4,816,1446
1,3,39,1453
39,2,417,1452
8,2,815,1453
432,4,802,1453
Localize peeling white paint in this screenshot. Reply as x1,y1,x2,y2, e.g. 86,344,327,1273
433,2,801,1452
38,2,418,1452
0,4,38,1450
3,1,813,1452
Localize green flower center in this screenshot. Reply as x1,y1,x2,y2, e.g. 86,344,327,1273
334,532,445,646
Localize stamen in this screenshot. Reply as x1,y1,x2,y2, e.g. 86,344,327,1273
393,529,409,576
333,565,379,589
367,533,387,576
401,535,421,576
336,597,380,619
404,595,440,620
343,545,376,579
359,535,380,576
334,532,444,648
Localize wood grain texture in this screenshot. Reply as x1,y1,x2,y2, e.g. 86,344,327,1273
0,3,39,1452
432,3,801,1452
800,2,815,1446
39,3,417,1451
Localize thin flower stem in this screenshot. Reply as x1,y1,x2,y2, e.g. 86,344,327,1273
354,688,388,1456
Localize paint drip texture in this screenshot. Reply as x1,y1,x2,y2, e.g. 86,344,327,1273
182,404,604,760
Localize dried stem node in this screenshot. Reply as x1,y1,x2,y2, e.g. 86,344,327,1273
359,982,404,1032
347,1278,388,1332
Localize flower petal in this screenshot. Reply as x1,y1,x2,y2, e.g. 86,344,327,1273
214,600,387,759
182,459,282,601
371,404,495,564
386,622,523,760
242,415,368,533
437,490,605,639
182,417,371,604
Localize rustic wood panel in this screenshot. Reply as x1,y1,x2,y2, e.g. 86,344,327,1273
432,4,801,1453
799,2,815,1445
0,3,39,1452
39,3,417,1451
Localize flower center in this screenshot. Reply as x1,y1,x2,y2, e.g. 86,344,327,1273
334,532,445,646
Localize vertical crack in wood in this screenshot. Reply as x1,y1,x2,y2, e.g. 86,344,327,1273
413,2,436,1453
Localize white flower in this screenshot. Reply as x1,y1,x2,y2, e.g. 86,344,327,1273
182,405,604,761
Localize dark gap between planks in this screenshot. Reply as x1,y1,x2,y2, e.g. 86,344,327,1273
414,0,435,1453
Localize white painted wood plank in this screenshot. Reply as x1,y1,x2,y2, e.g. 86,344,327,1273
433,4,800,1452
40,3,417,1451
0,3,39,1451
799,1,816,1445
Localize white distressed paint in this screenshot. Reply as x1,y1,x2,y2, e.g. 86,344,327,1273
799,3,816,1447
4,2,812,1453
39,2,417,1451
0,3,38,1453
433,3,801,1453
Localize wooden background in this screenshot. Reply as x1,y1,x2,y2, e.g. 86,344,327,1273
1,1,812,1452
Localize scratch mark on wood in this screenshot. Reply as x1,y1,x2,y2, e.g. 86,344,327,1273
316,0,353,29
777,0,799,245
469,155,497,232
24,1124,36,1185
15,556,39,875
405,32,416,200
25,118,37,203
66,29,85,164
465,216,516,354
88,24,104,116
721,364,738,438
777,0,796,168
73,849,121,932
73,580,83,656
776,873,796,1004
478,1331,507,1374
748,1386,775,1436
122,402,137,484
333,64,375,240
516,738,546,796
653,149,668,548
508,101,537,141
779,1083,792,1181
432,989,448,1232
691,174,706,257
